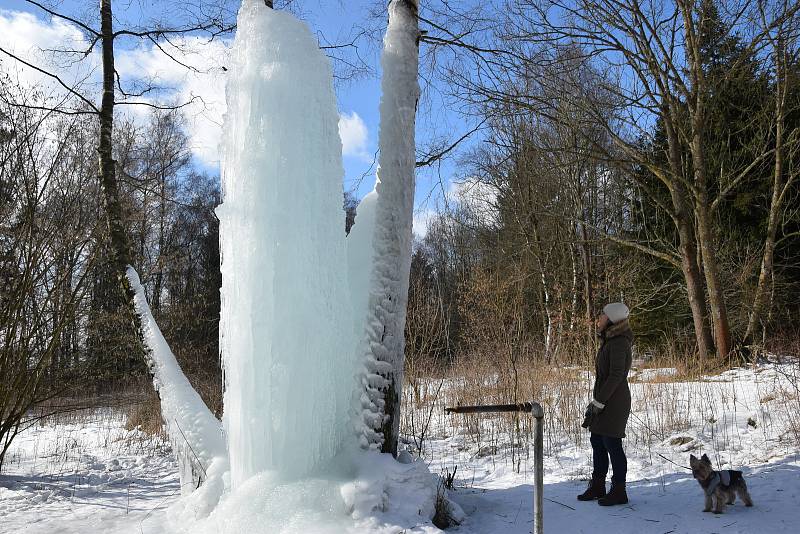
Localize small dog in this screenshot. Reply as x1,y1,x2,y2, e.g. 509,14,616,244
689,454,753,514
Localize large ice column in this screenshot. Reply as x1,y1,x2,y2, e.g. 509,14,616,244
218,0,356,489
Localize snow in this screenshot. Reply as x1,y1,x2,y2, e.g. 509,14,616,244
1,362,799,533
217,0,358,488
127,267,227,497
177,449,439,534
443,455,799,533
415,361,800,533
0,410,180,534
630,367,679,382
0,412,440,534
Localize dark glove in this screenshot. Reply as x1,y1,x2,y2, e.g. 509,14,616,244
581,400,604,429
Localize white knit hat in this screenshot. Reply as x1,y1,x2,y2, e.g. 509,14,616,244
603,302,629,323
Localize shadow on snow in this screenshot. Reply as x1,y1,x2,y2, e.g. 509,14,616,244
448,455,799,534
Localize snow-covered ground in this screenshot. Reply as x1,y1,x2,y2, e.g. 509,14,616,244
421,362,800,533
1,362,798,533
0,409,180,533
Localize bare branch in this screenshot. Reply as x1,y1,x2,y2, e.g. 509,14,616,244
115,95,202,111
23,0,100,37
416,118,487,168
0,47,98,113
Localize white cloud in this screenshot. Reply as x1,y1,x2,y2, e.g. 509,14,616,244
0,10,371,170
0,9,229,167
0,10,100,98
410,178,499,239
412,209,436,238
448,178,499,226
115,37,230,167
338,111,371,161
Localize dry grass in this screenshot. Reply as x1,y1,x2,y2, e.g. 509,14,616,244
401,337,800,470
402,350,591,462
124,389,165,436
120,369,221,439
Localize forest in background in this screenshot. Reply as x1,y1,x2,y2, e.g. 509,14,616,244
406,0,800,371
2,0,800,462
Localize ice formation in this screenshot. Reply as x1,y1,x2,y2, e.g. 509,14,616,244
121,1,433,530
352,0,420,452
217,0,358,489
127,267,227,495
346,190,377,335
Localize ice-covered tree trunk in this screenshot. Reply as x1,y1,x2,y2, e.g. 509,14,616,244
355,0,420,456
126,268,227,496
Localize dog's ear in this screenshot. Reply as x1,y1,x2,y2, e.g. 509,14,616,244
689,454,697,463
701,453,710,463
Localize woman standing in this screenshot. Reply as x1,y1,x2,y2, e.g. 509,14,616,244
577,302,633,506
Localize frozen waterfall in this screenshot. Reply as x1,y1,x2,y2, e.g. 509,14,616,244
218,0,358,489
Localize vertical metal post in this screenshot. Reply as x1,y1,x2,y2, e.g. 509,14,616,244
531,402,544,534
444,401,545,532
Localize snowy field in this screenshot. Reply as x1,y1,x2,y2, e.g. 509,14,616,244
0,409,180,534
421,361,800,533
1,362,798,534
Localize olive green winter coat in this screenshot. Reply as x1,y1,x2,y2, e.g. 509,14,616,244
589,319,633,439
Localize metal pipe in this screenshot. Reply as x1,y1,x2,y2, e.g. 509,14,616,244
531,401,544,534
445,401,545,534
444,402,533,414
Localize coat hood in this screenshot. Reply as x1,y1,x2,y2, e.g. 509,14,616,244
603,319,633,343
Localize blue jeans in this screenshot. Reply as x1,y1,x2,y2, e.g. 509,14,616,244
590,433,627,484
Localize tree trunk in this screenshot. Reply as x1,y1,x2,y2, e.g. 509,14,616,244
97,1,222,493
677,211,714,357
360,0,420,456
98,0,147,377
745,37,792,346
746,180,781,345
578,221,593,336
153,170,167,312
568,243,578,334
138,187,148,271
691,123,732,359
663,113,715,357
694,192,731,358
529,223,553,361
680,0,732,359
99,0,132,275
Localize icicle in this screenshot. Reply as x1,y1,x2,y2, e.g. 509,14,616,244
127,267,226,496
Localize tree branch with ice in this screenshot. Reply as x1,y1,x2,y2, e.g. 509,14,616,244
126,267,227,497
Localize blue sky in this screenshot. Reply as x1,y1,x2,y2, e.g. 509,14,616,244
2,0,468,232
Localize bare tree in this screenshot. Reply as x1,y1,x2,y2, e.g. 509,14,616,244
0,83,97,468
421,0,800,358
746,3,800,345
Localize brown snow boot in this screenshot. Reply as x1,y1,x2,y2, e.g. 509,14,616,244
577,475,607,501
598,481,628,506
